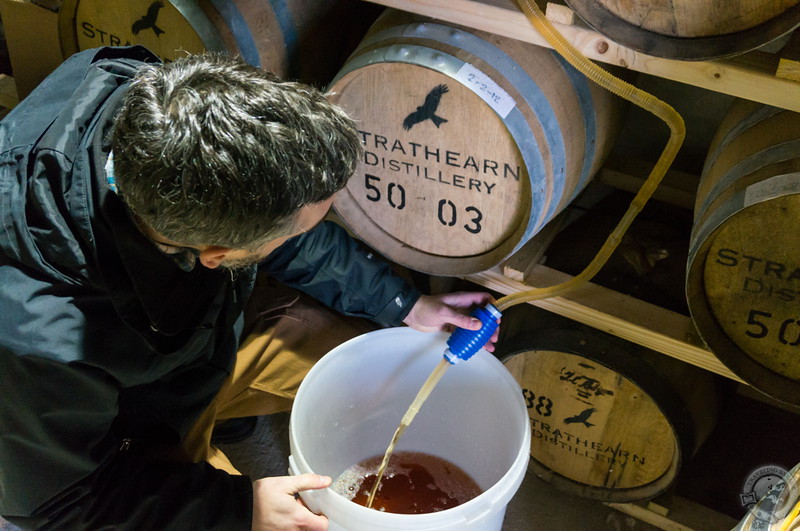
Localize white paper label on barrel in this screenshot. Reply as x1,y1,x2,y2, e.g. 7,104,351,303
455,63,516,119
744,171,800,207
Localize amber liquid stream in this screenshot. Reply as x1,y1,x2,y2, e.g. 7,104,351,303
365,357,451,508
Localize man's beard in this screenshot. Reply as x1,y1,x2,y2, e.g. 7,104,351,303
219,253,262,272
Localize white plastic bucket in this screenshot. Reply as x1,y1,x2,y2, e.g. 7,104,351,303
288,328,531,531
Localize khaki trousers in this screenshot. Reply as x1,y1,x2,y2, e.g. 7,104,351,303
177,274,378,474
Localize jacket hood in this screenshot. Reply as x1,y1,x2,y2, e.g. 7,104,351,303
0,47,156,286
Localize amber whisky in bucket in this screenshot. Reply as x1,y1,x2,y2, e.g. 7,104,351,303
332,451,482,514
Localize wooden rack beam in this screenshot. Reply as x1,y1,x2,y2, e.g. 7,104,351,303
466,264,744,382
364,0,800,113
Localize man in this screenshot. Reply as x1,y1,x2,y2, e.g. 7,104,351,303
0,46,496,530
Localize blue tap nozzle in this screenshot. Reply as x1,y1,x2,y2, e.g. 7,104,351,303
443,303,502,364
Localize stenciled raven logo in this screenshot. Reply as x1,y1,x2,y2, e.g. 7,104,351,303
563,407,597,428
402,84,449,131
132,1,166,37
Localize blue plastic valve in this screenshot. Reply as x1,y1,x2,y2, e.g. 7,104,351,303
443,304,502,364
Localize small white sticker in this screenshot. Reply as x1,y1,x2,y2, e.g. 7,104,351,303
744,172,800,207
455,63,516,119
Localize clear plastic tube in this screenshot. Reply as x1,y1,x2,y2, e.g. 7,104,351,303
495,0,686,312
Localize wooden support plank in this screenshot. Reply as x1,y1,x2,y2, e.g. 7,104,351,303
647,501,670,517
777,59,800,81
596,156,699,210
607,495,739,531
608,502,693,531
466,264,744,382
364,0,800,112
544,1,574,26
776,29,800,82
501,211,568,282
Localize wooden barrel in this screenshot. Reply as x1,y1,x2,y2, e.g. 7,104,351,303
495,305,719,502
687,100,800,406
327,9,626,276
565,0,800,60
56,0,367,83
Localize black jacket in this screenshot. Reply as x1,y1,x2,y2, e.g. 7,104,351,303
0,47,419,529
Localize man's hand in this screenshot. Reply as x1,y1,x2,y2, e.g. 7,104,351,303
252,474,331,531
402,292,499,352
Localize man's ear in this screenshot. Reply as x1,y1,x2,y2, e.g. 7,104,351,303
197,246,232,269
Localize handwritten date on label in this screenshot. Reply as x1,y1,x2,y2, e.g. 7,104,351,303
455,63,516,119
